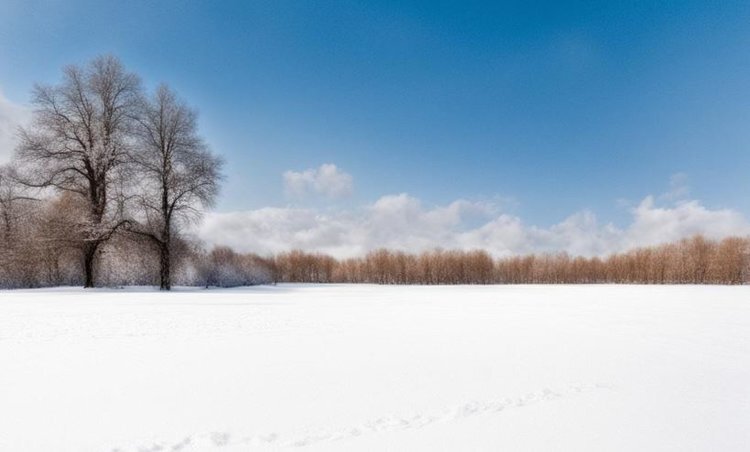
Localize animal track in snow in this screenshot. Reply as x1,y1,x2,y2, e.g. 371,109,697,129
116,383,610,451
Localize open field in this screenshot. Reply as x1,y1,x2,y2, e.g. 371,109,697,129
1,284,749,451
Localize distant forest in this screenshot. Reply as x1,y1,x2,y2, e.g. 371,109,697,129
1,225,748,288
272,235,750,285
1,56,749,289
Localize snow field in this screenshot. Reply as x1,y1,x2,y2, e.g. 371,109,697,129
1,284,749,451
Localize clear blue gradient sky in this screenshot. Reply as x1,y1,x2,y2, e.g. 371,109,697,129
1,0,749,255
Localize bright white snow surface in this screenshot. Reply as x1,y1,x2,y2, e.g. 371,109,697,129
1,284,749,452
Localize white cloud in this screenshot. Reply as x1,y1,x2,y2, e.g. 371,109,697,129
198,193,750,259
621,196,749,249
0,88,29,164
283,163,353,199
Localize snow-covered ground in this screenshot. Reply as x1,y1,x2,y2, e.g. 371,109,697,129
1,284,749,451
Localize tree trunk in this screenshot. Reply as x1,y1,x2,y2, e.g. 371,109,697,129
159,241,171,291
82,242,97,288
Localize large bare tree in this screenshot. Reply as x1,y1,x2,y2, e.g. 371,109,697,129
15,55,142,287
130,85,222,290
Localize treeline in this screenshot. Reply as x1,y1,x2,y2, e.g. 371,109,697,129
2,198,748,288
269,236,750,285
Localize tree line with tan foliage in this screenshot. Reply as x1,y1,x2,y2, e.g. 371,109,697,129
2,181,748,288
271,236,750,285
3,136,749,289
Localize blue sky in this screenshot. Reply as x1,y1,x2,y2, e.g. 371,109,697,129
1,0,749,256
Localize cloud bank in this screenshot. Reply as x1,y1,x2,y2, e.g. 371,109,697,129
283,163,353,199
198,192,750,259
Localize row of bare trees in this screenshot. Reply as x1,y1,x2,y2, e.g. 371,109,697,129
1,55,222,289
495,236,748,284
2,193,748,288
271,236,750,285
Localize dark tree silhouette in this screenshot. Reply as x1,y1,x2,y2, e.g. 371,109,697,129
15,55,141,287
130,85,223,290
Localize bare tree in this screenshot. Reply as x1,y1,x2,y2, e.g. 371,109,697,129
130,85,223,290
15,55,141,287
